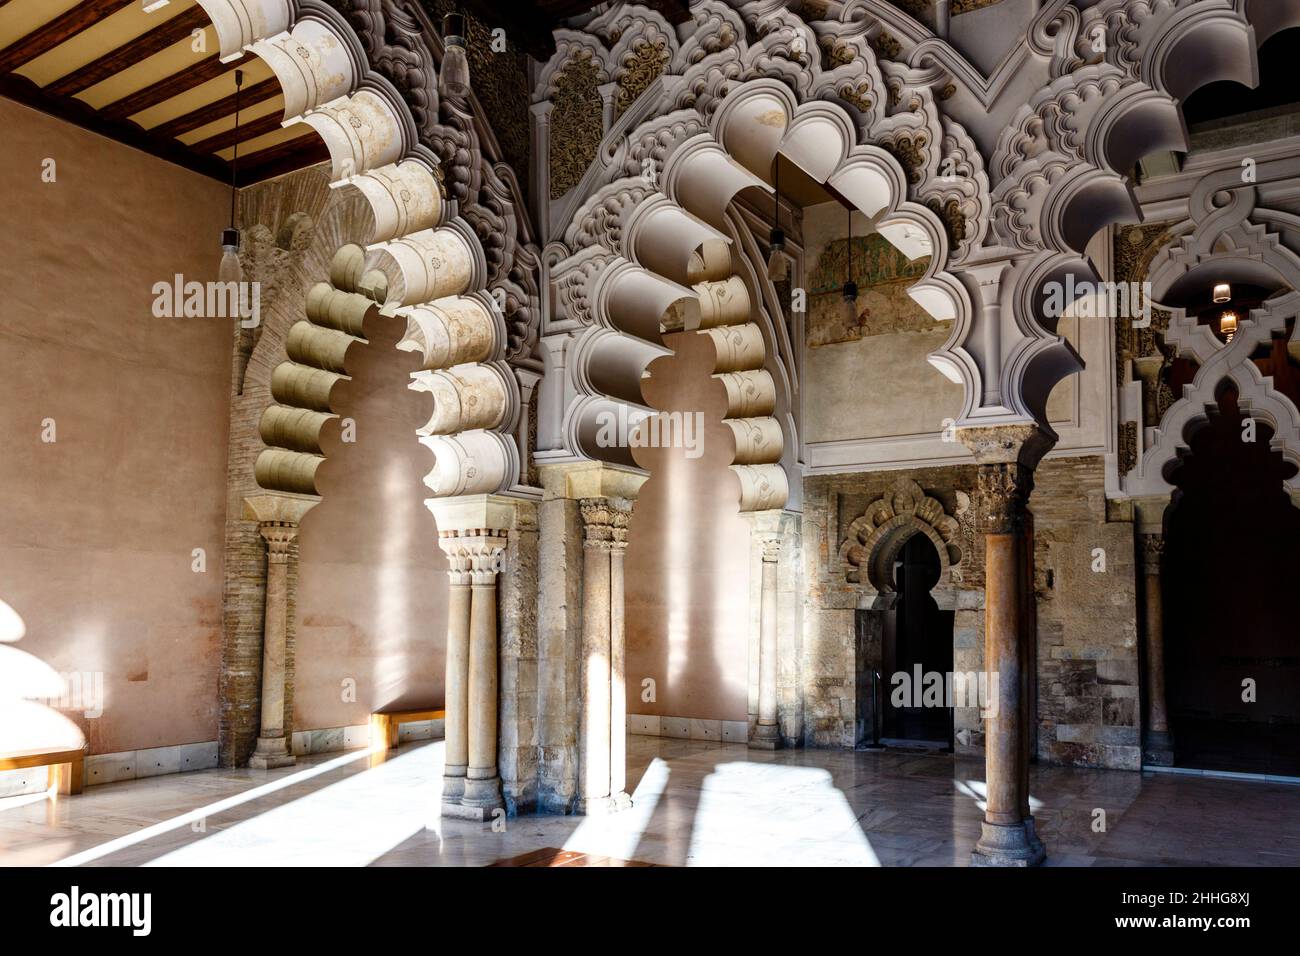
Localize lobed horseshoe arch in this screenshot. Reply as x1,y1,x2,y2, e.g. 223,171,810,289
193,0,527,504
549,75,966,511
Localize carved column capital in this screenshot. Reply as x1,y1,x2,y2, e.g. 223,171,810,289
258,523,299,563
439,529,508,586
1139,533,1165,574
580,497,633,553
975,463,1034,535
757,532,782,563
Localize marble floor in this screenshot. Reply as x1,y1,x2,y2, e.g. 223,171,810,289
1,736,1296,866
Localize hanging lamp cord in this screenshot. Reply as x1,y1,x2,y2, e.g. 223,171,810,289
230,70,243,229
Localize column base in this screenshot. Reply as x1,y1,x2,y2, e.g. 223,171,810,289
442,768,467,807
248,736,295,770
1143,730,1175,767
459,774,504,812
748,721,781,750
575,791,633,815
970,819,1046,867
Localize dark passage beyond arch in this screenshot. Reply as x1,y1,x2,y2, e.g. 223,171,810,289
1163,385,1300,775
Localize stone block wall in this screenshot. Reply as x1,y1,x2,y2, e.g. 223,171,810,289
801,455,1141,770
1031,457,1142,770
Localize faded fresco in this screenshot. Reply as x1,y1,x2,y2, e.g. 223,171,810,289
806,234,938,347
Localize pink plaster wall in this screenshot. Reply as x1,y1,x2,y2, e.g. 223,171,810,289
626,331,751,722
293,311,448,729
0,99,231,755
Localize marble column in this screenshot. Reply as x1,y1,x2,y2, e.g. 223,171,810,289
750,527,782,750
959,425,1051,867
242,493,317,771
429,495,520,821
437,539,472,806
462,536,507,815
1139,533,1174,766
578,497,633,813
249,523,298,769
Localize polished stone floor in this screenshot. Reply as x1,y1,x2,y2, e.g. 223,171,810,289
1,736,1296,866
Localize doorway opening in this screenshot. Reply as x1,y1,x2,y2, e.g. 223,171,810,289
1163,384,1300,776
880,533,955,750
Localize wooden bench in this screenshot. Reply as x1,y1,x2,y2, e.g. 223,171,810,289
0,746,84,795
368,708,445,764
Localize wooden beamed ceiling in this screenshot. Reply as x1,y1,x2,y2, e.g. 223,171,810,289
0,0,326,185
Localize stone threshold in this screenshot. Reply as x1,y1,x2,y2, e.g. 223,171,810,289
627,713,749,743
1141,764,1300,786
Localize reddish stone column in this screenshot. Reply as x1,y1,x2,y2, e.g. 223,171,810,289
1140,533,1174,765
960,425,1051,867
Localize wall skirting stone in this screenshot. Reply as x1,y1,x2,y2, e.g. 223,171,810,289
627,714,748,743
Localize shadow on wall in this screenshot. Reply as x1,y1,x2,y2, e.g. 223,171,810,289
626,330,750,724
294,309,449,729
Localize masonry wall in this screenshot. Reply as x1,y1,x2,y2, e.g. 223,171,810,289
801,455,1141,770
1031,456,1142,770
0,99,230,756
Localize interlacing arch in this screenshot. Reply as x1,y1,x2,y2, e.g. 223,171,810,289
196,0,524,501
552,76,963,510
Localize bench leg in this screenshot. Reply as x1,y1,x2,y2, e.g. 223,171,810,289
49,756,83,796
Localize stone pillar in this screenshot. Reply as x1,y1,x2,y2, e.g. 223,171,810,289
242,493,317,770
537,463,644,815
437,541,473,806
1139,532,1174,765
462,535,506,815
249,523,297,769
959,425,1052,867
578,496,633,813
428,495,521,821
746,514,782,750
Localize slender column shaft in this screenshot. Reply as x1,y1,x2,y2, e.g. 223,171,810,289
249,523,297,769
463,573,502,807
442,574,472,803
580,536,612,807
984,531,1022,826
967,454,1045,866
577,497,633,814
1140,534,1174,765
609,539,628,804
750,529,782,749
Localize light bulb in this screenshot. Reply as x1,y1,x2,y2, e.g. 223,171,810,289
439,14,471,98
1213,283,1231,304
1220,310,1238,342
219,228,242,284
767,228,788,282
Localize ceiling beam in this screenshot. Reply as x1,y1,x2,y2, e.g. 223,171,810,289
0,0,136,75
149,76,280,140
44,6,211,98
0,70,229,182
98,52,240,120
188,110,285,154
236,135,330,187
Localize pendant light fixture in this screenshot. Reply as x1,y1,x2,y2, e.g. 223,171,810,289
219,69,245,287
439,11,471,99
1220,310,1238,342
841,205,859,324
767,157,788,282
